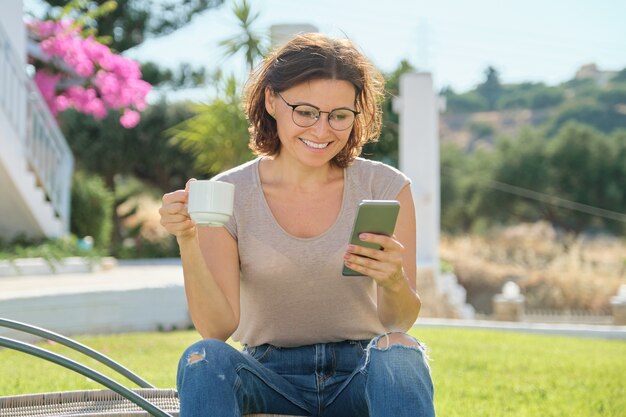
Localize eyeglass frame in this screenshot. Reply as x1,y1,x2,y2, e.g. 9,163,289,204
275,92,360,131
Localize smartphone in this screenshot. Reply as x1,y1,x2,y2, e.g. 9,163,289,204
342,200,401,276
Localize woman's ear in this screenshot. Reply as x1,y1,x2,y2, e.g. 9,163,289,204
264,87,276,118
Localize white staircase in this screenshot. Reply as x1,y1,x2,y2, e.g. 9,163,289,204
0,7,74,240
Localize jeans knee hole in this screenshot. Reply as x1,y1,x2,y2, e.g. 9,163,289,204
186,350,206,365
374,332,421,349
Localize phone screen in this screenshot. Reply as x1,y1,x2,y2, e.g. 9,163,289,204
342,200,400,276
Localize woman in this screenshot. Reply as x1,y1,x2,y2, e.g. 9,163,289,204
160,33,435,417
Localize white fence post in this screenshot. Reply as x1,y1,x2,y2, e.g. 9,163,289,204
611,285,626,325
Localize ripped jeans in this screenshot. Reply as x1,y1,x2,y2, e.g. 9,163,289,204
176,333,435,417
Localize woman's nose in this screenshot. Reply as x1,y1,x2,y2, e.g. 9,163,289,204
312,112,332,134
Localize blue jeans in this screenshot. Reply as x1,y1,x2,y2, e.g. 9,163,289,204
176,333,435,417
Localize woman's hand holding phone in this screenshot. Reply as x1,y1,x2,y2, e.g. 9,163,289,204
343,232,407,290
342,200,406,289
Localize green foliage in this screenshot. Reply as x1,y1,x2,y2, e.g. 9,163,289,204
34,0,225,89
544,122,625,234
70,171,114,249
441,142,504,233
218,0,268,72
363,59,417,166
469,121,495,138
442,88,489,113
113,236,179,259
497,82,565,110
59,100,200,249
107,176,180,259
612,68,626,83
484,129,550,225
440,143,473,232
129,99,201,191
140,61,210,89
168,75,254,176
442,123,626,235
546,97,626,135
59,100,198,191
598,85,626,109
476,66,503,110
39,0,226,52
0,234,101,262
1,329,625,417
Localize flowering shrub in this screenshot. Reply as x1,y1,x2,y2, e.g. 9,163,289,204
27,19,151,128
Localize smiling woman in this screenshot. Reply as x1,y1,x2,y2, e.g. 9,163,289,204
159,32,433,417
245,33,384,168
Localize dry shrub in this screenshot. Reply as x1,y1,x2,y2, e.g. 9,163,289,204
441,222,626,313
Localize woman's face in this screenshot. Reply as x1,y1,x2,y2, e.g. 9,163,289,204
265,79,357,168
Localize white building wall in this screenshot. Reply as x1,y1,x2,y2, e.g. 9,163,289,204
0,1,26,66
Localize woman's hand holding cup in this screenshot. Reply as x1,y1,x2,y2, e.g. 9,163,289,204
160,179,197,242
160,178,235,242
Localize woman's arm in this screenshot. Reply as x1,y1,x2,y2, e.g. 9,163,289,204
160,183,241,340
343,184,421,331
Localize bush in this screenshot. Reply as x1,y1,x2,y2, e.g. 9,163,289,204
70,171,114,249
113,235,180,260
0,234,101,262
441,224,625,313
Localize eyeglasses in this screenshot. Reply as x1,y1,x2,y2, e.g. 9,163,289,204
276,92,359,131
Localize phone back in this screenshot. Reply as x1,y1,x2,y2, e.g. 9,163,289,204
343,200,400,276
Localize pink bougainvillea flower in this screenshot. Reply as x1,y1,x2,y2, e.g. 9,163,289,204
33,71,62,115
28,17,151,128
120,109,140,129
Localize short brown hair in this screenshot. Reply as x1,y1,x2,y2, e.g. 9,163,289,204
244,33,385,167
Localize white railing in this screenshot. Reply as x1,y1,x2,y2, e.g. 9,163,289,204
0,21,74,233
524,309,613,325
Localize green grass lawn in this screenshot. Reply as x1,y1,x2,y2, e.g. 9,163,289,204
1,328,624,416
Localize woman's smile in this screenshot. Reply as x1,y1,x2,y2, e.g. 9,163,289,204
299,138,332,150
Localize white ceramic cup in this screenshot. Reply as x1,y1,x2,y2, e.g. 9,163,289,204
187,180,235,227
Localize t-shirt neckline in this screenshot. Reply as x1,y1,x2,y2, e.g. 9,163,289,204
253,157,349,242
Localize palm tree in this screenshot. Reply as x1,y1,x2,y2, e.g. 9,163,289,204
218,0,267,71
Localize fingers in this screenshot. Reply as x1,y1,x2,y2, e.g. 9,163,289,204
160,183,195,238
343,233,405,285
185,178,197,192
349,233,404,259
162,189,188,205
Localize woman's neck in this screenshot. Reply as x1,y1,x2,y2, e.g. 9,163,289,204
260,155,342,192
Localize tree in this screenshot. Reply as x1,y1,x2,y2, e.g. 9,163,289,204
167,75,254,175
481,129,550,226
361,60,416,167
218,0,268,72
27,4,152,127
164,0,266,177
440,143,476,232
611,67,626,83
476,66,503,111
27,0,226,250
546,98,626,136
544,122,622,234
38,0,225,52
58,100,200,247
441,86,489,113
33,0,225,89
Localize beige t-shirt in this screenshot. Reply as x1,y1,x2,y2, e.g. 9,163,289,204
213,157,411,347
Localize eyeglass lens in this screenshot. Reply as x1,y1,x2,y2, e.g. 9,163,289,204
292,105,356,131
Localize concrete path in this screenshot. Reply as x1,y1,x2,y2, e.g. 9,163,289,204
1,259,625,341
0,259,189,341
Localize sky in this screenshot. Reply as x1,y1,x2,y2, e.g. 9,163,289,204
25,0,626,98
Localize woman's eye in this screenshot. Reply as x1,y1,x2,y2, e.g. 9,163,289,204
296,109,318,119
